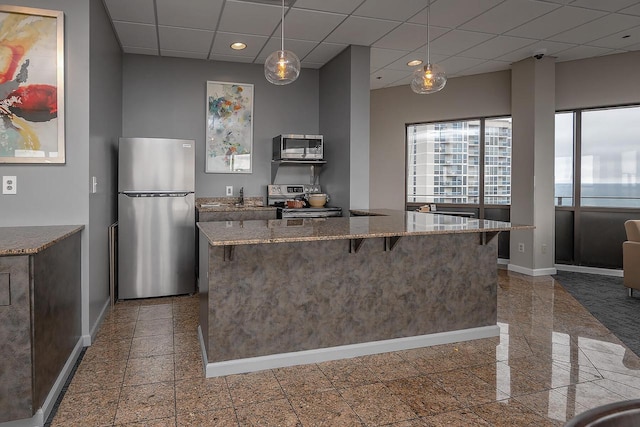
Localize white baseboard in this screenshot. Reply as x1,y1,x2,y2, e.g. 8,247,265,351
199,325,500,378
84,297,111,346
0,338,84,427
555,264,623,277
507,263,557,277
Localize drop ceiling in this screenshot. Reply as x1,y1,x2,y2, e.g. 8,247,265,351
103,0,640,89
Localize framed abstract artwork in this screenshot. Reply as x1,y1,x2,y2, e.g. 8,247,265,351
0,6,65,164
205,81,253,173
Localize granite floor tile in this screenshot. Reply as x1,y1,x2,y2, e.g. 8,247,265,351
115,382,176,425
317,358,379,389
383,376,464,417
274,363,335,397
129,334,174,358
175,377,233,415
124,354,175,386
513,388,591,424
173,331,200,354
339,382,419,426
82,338,132,363
469,361,549,397
96,321,137,342
134,318,174,338
51,386,120,426
422,409,492,426
66,358,127,394
235,398,301,426
137,303,173,321
358,352,422,381
115,418,177,427
227,370,286,407
430,370,509,407
175,350,204,381
176,408,238,426
472,399,561,426
289,390,363,426
104,306,140,324
173,316,199,334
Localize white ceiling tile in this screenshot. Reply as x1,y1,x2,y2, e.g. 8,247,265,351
457,59,511,76
429,29,495,55
505,6,606,39
122,46,158,55
589,25,640,49
292,0,364,14
325,16,400,45
569,0,640,12
255,38,319,61
409,0,503,28
217,0,283,36
158,26,214,53
554,45,616,61
160,49,209,60
104,0,155,24
622,41,640,50
549,13,640,44
370,68,412,88
619,3,640,15
113,21,158,49
273,9,346,42
304,42,348,63
438,56,486,74
370,47,410,71
156,0,223,31
460,0,560,34
210,32,269,57
373,23,447,51
353,0,426,22
384,50,449,71
209,54,255,63
495,39,576,62
458,35,537,60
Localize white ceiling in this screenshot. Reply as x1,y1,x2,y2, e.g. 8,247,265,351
103,0,640,89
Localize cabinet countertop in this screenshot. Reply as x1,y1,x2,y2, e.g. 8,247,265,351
0,225,84,255
196,196,275,213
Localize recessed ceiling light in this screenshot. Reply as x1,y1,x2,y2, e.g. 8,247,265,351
407,59,423,67
230,42,247,50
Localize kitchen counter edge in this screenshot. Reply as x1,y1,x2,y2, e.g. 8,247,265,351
0,225,84,255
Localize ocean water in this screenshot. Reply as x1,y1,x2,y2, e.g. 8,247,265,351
555,183,640,208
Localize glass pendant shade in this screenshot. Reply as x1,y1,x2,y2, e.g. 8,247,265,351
264,49,300,85
411,63,447,94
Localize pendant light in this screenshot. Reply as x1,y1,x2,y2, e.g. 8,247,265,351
264,0,300,85
411,0,446,94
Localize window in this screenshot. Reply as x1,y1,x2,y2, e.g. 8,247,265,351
555,112,574,206
407,117,512,205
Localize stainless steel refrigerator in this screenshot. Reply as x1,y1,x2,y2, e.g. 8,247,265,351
118,137,195,299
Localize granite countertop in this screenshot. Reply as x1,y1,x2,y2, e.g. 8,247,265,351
198,209,533,246
0,225,84,255
196,196,276,212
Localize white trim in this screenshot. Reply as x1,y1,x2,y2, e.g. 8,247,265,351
0,338,84,427
85,297,111,346
199,325,500,378
555,264,623,277
507,263,557,277
497,258,509,268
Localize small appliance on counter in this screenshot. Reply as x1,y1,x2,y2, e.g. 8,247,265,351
273,134,323,160
267,184,341,218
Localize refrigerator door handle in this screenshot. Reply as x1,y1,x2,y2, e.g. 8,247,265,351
122,191,192,197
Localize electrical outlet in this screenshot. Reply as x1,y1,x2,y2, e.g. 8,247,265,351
518,243,525,253
2,176,17,195
226,186,233,196
541,244,547,254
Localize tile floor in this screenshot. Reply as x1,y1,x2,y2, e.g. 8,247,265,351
51,270,640,426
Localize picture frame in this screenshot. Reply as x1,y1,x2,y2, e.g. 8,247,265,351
0,6,65,164
205,80,254,174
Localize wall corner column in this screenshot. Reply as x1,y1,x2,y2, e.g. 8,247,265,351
509,56,556,276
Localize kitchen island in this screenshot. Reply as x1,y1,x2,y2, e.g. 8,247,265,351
197,210,530,377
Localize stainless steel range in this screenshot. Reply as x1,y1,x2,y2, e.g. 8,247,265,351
267,184,342,218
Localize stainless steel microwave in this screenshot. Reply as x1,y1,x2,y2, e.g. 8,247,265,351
273,134,323,160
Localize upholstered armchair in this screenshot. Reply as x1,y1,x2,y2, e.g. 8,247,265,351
623,220,640,297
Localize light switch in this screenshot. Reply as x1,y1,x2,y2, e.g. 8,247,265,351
2,176,17,194
91,176,98,194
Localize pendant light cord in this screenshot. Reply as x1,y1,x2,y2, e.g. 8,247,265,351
281,0,285,52
426,0,430,64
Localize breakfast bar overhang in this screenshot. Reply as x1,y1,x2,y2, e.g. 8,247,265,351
197,210,531,378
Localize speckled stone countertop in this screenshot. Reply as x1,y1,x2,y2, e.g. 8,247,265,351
0,225,84,255
198,209,533,246
196,196,276,212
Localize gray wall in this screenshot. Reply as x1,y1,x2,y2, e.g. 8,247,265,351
370,70,512,209
122,55,320,199
0,0,93,336
88,0,122,332
349,46,370,210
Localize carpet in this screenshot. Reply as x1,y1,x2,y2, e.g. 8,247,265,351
553,270,640,357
